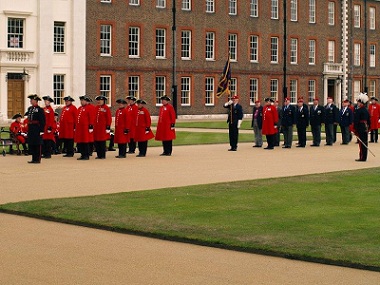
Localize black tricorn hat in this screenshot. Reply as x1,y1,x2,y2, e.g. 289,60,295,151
42,95,54,102
160,95,171,101
371,96,378,101
63,96,75,102
136,99,147,105
79,95,92,102
116,98,127,104
12,113,22,120
95,95,107,101
28,94,42,101
126,96,137,101
264,97,274,103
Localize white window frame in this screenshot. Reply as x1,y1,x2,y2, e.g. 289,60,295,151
308,80,315,103
156,0,166,8
129,0,140,6
100,24,112,56
129,27,140,58
249,78,258,105
328,2,335,26
229,78,237,98
309,40,316,65
181,30,191,60
156,28,166,59
270,37,279,63
205,77,215,106
354,43,361,66
250,0,258,17
155,76,166,106
370,7,376,30
100,75,112,103
54,22,65,53
290,38,298,64
53,74,65,105
8,18,24,49
205,32,215,60
328,40,335,63
290,79,298,104
181,77,191,106
128,76,140,98
249,35,258,63
101,0,112,3
369,80,376,98
229,0,237,15
370,45,376,68
353,80,361,101
228,33,238,62
270,79,278,100
182,0,191,11
271,0,278,19
290,0,298,21
206,0,215,13
354,5,361,28
309,0,316,23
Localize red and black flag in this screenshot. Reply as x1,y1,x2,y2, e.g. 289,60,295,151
216,57,231,98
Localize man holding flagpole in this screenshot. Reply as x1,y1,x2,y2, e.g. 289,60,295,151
224,95,243,151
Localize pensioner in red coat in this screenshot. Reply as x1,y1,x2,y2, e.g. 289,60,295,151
369,102,380,130
262,105,279,135
59,104,77,139
155,103,176,141
94,104,112,141
75,105,95,143
42,106,57,141
114,107,130,144
135,106,154,142
126,103,138,139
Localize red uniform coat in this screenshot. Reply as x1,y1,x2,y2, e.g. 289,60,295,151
114,107,130,144
86,104,96,142
368,102,380,130
94,104,112,141
75,105,95,143
155,103,176,141
262,105,279,135
135,106,155,142
42,106,57,141
126,103,138,139
10,121,27,144
59,104,77,139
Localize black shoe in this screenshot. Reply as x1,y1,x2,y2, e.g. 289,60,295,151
28,161,40,164
282,146,290,148
127,151,135,154
228,148,237,151
296,145,305,148
264,147,274,150
310,144,319,147
108,148,116,151
340,143,348,145
253,145,262,148
115,155,126,158
95,157,105,159
324,143,333,146
355,159,366,162
136,154,146,157
77,157,89,160
42,155,51,159
63,154,74,157
160,153,171,156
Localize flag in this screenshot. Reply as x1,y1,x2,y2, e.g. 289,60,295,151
216,57,231,98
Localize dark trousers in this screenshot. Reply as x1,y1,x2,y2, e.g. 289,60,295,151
282,125,293,147
274,130,280,146
29,144,42,162
94,140,106,158
128,138,136,153
138,141,148,155
89,142,94,155
370,129,378,142
162,140,173,155
266,134,275,148
77,142,90,159
340,125,350,144
228,123,239,149
42,139,54,157
62,138,74,155
333,124,337,143
311,124,321,146
118,143,127,157
358,131,368,161
325,124,334,145
297,126,307,146
108,134,115,150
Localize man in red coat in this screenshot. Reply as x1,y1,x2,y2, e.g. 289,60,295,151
75,96,95,160
114,98,129,158
369,97,380,143
41,96,57,159
262,97,279,150
94,95,112,159
155,95,176,156
126,96,138,153
59,96,77,157
135,99,155,157
10,113,28,155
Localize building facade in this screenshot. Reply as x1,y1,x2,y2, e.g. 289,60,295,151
0,0,86,121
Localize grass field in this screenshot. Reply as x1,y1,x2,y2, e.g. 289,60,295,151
1,168,379,271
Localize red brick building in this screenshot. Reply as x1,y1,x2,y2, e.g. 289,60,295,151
86,0,380,116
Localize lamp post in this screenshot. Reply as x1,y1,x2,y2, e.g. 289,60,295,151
282,0,287,101
171,0,178,117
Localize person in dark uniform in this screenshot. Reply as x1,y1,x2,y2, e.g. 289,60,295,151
274,100,282,147
26,94,46,163
353,93,371,161
251,100,263,147
339,99,354,145
281,98,296,148
224,95,243,151
295,98,309,147
324,97,339,146
309,98,324,147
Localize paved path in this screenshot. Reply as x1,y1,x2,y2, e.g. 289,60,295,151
1,139,380,284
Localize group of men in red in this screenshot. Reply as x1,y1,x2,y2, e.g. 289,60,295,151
10,94,176,163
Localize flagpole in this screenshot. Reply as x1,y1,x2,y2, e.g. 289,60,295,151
172,0,178,118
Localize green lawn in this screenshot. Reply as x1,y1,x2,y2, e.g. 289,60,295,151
1,168,379,271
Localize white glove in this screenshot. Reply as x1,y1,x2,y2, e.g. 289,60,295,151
21,132,27,136
106,129,111,134
145,131,149,134
237,120,242,129
47,130,52,133
89,129,93,133
378,119,380,123
224,100,233,107
39,132,44,136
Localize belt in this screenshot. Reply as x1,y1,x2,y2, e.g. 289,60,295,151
28,120,40,125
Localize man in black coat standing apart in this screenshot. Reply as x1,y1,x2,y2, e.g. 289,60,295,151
281,98,296,148
26,94,46,164
224,95,243,151
309,97,324,146
295,98,309,147
251,100,263,147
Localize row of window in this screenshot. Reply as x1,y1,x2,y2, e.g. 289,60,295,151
101,0,377,29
